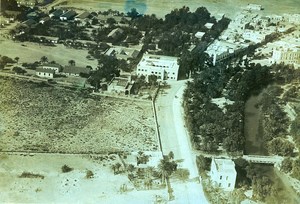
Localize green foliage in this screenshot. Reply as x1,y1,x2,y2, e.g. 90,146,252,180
280,157,293,173
196,155,211,172
61,165,73,173
12,66,26,74
85,170,94,179
292,158,300,180
19,172,45,179
267,138,294,156
252,176,275,201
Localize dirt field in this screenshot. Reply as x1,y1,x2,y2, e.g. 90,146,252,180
0,77,158,153
0,153,167,203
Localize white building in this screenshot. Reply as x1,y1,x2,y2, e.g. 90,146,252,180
210,158,237,191
136,54,179,81
270,47,300,66
36,68,55,78
195,31,205,39
42,63,61,73
242,30,265,43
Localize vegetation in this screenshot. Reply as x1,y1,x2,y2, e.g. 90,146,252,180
19,172,45,179
267,138,294,156
85,170,94,179
280,157,293,173
61,165,73,173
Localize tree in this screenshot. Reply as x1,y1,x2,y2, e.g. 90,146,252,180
127,8,141,19
14,57,19,63
173,168,190,181
12,66,26,74
148,74,158,86
158,155,177,200
68,59,75,66
40,56,48,64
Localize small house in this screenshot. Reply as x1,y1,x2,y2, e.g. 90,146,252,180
105,46,141,60
107,28,124,39
59,10,77,21
49,9,63,18
62,66,91,77
107,76,135,95
75,11,91,21
195,31,206,39
204,23,214,29
210,158,237,191
36,68,55,78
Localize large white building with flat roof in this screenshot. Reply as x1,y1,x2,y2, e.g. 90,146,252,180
210,158,237,191
136,54,179,81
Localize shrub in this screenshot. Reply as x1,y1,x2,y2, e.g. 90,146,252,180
19,172,44,179
85,170,94,179
61,165,73,173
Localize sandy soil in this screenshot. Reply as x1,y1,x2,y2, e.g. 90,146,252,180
0,153,168,203
0,36,98,68
0,77,158,153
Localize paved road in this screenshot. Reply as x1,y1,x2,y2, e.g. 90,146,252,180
156,80,209,204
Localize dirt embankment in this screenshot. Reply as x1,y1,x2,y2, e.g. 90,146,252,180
0,77,158,153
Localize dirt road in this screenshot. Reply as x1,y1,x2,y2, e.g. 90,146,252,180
156,80,209,204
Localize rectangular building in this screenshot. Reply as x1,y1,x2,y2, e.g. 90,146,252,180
36,68,55,78
136,54,179,81
210,158,237,191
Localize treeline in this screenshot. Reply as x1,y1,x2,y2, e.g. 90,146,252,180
183,60,274,153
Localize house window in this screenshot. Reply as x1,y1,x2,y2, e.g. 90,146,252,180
220,176,222,180
219,183,221,187
228,183,231,188
226,176,228,180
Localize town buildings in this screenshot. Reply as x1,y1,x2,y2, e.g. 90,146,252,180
210,158,237,191
270,47,300,66
107,77,135,95
105,46,141,60
136,54,179,81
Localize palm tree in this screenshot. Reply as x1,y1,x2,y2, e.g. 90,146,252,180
158,156,177,201
68,59,75,66
40,56,48,64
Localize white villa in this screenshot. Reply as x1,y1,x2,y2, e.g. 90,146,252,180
42,63,61,73
136,54,179,81
210,158,237,191
36,68,55,78
270,47,300,67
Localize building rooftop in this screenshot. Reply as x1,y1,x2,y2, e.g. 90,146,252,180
63,66,91,75
105,46,140,59
138,54,179,70
43,63,61,68
214,158,236,173
75,11,91,19
36,68,55,74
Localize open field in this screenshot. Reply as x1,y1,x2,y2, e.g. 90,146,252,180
58,0,300,18
0,36,98,68
0,77,158,153
0,153,167,203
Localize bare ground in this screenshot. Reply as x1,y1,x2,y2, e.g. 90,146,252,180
0,77,158,153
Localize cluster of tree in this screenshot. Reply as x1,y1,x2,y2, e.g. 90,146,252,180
267,138,294,156
12,66,26,74
0,55,16,69
88,54,124,89
234,158,278,201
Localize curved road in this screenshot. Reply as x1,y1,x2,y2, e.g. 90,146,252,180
156,80,209,204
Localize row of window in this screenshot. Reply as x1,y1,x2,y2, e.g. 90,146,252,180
220,176,229,180
218,183,231,188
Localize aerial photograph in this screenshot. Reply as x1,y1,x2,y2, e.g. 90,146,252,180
0,0,300,203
